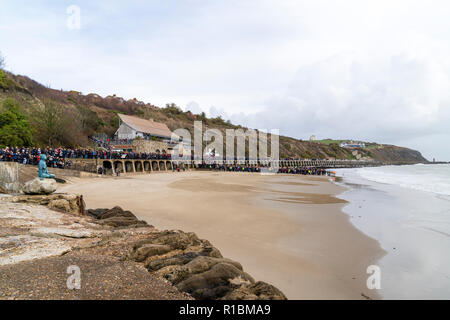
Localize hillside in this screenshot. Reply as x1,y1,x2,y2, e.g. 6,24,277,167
0,70,428,164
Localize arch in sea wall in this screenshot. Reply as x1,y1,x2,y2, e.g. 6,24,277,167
102,160,113,174
114,161,124,173
134,161,143,172
125,161,134,173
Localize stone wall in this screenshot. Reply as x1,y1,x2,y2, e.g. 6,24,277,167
132,139,170,154
0,162,20,193
68,159,97,173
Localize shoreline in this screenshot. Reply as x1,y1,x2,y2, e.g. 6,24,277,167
334,165,450,299
60,171,386,299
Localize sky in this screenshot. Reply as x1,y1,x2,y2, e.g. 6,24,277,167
0,0,449,160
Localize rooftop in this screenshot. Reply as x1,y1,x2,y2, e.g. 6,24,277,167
118,114,173,139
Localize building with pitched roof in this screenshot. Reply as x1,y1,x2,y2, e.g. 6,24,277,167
115,114,173,140
113,114,192,155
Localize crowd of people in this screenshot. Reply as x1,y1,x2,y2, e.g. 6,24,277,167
197,163,263,172
0,147,71,169
278,167,331,175
1,146,334,177
0,146,172,169
196,162,333,176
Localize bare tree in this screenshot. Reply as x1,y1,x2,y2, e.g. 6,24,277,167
33,100,67,147
0,51,5,69
32,100,87,147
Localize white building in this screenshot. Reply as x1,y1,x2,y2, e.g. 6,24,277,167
115,114,173,140
340,141,366,148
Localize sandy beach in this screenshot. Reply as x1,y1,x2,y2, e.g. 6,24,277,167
60,171,385,299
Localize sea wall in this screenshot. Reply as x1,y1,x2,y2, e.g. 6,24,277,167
133,139,169,154
0,162,20,193
17,164,102,186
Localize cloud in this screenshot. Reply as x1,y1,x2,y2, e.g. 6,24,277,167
184,101,203,114
1,0,450,159
229,53,450,159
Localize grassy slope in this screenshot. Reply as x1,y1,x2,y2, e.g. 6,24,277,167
0,71,428,163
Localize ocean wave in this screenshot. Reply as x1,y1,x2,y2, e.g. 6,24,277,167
356,164,450,196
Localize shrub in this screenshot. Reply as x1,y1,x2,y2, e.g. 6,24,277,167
0,98,33,147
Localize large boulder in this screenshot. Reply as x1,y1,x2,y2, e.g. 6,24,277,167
176,263,255,300
88,206,149,228
130,244,172,262
23,178,57,195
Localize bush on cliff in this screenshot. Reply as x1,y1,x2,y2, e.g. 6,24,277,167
0,98,33,147
0,70,16,91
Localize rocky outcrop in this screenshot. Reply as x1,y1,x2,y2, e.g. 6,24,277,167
87,206,149,228
367,145,429,164
126,230,287,300
0,200,106,266
0,200,287,300
23,178,57,195
9,193,85,214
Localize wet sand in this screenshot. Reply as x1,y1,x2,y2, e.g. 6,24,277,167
335,168,450,299
60,171,385,299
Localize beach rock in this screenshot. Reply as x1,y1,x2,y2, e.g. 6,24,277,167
130,244,172,262
176,262,255,300
145,251,208,271
23,178,57,195
98,206,136,219
96,216,148,228
54,177,67,184
9,194,84,214
125,228,288,300
221,281,287,300
185,256,243,274
145,248,223,272
86,208,109,218
33,227,100,239
88,206,149,228
156,256,246,285
126,230,260,299
134,230,203,251
48,199,71,212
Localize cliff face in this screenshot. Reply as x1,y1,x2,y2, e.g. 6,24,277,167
0,70,428,164
366,145,429,164
279,138,355,160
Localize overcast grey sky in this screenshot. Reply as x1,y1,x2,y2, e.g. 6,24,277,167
1,0,449,160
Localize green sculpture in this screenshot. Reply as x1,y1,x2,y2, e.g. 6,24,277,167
38,154,55,180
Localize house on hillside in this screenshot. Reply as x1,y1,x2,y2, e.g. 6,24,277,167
339,141,366,148
115,114,173,140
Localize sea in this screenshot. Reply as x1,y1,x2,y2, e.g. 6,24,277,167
335,164,450,299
